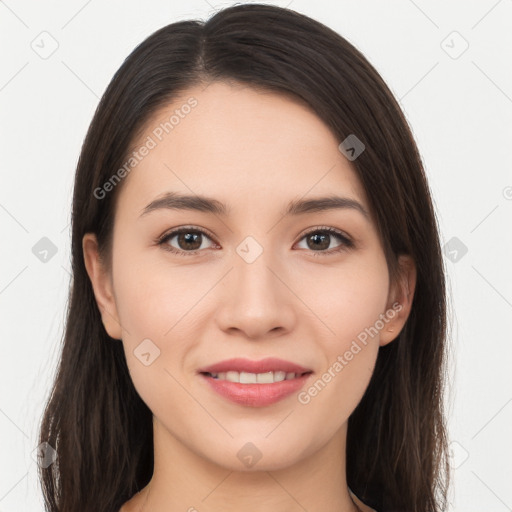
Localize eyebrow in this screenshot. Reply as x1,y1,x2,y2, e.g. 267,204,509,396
140,192,370,220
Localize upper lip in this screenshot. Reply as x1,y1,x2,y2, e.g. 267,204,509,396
198,357,313,375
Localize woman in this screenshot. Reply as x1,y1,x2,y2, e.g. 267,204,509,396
38,4,451,511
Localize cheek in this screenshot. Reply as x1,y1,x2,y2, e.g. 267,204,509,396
112,253,204,340
297,265,387,432
111,260,200,414
109,247,198,390
297,254,390,344
294,255,388,412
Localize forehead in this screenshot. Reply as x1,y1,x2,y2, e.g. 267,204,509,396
118,81,369,218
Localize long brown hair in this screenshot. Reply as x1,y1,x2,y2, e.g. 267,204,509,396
38,4,451,511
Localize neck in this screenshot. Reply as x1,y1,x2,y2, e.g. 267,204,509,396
128,418,361,512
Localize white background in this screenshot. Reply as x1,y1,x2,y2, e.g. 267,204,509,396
1,0,511,510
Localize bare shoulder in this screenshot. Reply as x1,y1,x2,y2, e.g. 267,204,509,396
119,485,150,512
349,489,378,512
118,497,136,512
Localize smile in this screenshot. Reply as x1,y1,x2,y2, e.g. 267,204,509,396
202,370,311,383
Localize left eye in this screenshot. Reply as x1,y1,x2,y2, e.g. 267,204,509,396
157,226,353,257
296,227,353,255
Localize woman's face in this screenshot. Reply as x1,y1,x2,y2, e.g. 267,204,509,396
84,81,414,472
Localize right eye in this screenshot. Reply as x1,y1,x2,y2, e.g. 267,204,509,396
157,226,218,256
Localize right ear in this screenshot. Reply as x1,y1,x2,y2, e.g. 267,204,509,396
82,233,123,340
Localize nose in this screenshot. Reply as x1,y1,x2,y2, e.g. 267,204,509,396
215,248,296,340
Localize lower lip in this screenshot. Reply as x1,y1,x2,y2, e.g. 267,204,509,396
199,372,313,407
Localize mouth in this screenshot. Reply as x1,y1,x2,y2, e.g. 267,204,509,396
200,370,312,383
196,358,314,407
197,356,313,376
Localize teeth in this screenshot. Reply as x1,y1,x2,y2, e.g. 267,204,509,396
240,371,257,383
208,371,301,383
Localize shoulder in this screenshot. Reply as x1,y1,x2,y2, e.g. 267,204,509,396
118,487,147,512
118,499,136,512
349,487,378,512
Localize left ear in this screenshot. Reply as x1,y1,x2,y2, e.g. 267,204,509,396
379,254,417,347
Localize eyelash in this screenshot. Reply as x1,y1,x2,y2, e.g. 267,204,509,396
156,225,354,258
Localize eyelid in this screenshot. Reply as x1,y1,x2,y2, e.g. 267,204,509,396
160,225,217,242
299,225,352,242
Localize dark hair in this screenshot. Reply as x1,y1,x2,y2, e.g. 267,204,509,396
38,3,451,511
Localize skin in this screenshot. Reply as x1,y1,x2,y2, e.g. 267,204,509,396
83,81,416,512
